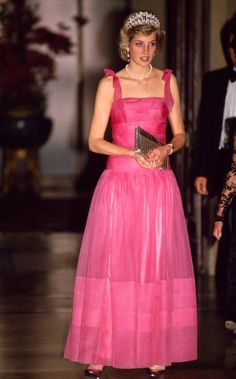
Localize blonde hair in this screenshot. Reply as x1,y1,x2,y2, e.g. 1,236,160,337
118,14,165,62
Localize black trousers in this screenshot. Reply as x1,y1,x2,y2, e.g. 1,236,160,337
215,199,236,321
225,201,236,321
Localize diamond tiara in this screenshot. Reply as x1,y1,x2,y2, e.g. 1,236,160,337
123,11,160,30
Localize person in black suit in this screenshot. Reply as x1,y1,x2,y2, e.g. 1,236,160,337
194,13,236,331
194,13,236,197
213,121,236,333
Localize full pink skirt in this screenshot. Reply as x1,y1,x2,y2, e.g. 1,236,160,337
64,168,197,368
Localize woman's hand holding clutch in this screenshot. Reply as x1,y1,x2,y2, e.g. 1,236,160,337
134,152,153,168
148,145,170,168
134,126,169,169
134,148,167,169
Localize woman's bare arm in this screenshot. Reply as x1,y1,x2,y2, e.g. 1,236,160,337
88,76,151,168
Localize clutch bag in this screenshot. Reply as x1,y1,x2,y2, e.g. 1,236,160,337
135,126,167,169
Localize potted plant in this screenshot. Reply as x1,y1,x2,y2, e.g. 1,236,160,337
0,0,73,193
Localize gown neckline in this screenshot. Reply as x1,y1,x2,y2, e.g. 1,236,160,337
121,96,164,101
110,69,166,101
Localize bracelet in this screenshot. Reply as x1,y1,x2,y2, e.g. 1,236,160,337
167,143,174,155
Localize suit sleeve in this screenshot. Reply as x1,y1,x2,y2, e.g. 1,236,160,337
193,68,230,196
194,73,213,178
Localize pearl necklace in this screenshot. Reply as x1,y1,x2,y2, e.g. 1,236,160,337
125,64,153,81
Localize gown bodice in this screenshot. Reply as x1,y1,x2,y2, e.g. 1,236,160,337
104,68,173,171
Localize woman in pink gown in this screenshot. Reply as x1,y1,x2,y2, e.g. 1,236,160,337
64,11,197,377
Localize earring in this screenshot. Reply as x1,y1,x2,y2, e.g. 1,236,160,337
127,50,130,62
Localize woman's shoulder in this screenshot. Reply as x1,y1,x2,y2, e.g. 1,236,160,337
154,67,170,74
104,67,126,78
96,75,114,97
102,67,124,85
152,67,175,80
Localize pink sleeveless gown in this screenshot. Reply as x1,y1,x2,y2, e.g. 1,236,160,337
64,68,197,368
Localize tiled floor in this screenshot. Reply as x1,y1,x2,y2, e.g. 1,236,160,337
0,232,235,379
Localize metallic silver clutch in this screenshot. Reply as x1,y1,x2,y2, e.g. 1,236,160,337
135,126,167,169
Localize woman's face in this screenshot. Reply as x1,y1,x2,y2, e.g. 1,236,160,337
128,31,157,66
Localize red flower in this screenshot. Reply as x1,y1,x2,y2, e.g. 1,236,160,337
0,0,73,113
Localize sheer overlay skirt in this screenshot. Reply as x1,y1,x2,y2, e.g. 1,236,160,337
64,168,197,368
